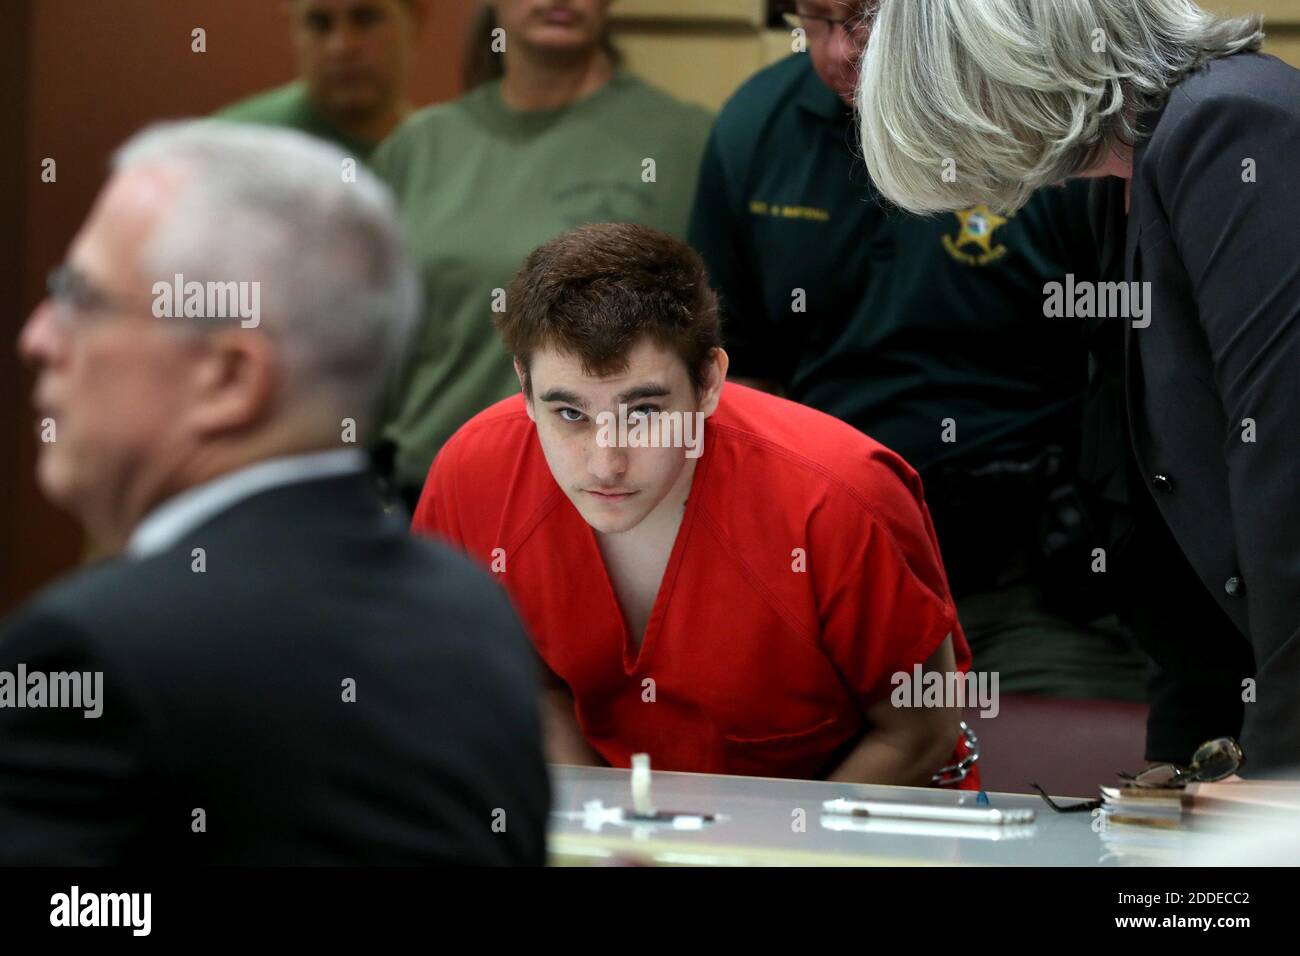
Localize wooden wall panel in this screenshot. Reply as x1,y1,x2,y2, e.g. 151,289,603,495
2,0,477,611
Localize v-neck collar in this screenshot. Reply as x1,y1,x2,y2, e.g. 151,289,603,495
584,446,714,676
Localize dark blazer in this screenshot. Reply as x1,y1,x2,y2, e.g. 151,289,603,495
0,470,550,864
1088,52,1300,774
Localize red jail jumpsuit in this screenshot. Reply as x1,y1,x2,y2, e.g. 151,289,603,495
414,383,980,789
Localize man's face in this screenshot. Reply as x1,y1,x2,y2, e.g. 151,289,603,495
523,339,706,535
293,0,416,122
18,169,204,534
492,0,613,59
798,0,873,107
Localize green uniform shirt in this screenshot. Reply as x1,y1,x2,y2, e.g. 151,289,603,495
216,81,380,163
373,71,713,492
688,54,1101,478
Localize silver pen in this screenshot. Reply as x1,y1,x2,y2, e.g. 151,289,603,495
822,798,1035,826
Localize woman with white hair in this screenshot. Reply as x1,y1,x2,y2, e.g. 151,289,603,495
856,0,1300,776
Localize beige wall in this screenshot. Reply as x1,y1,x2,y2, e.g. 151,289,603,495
611,0,775,111
1212,0,1300,66
615,0,1300,113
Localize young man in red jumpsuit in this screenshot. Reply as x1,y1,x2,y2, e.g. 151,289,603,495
414,223,980,789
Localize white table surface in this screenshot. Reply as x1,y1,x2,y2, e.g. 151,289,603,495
548,765,1190,866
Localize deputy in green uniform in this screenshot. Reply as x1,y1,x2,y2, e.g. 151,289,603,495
217,0,426,162
372,0,712,504
688,1,1145,699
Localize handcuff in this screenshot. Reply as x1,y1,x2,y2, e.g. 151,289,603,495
931,720,980,787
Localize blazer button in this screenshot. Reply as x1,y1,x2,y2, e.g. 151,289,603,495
1151,473,1176,493
1225,576,1246,598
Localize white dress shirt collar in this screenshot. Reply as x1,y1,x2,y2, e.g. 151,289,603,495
127,448,368,560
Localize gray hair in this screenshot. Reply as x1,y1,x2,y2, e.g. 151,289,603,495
113,120,419,430
856,0,1264,214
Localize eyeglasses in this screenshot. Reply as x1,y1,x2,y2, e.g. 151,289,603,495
782,2,878,41
1119,737,1244,789
46,263,139,329
1032,737,1245,813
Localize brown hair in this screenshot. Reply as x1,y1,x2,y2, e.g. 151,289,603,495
498,223,722,397
461,2,624,91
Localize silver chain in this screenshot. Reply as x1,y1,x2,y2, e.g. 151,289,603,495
931,720,980,787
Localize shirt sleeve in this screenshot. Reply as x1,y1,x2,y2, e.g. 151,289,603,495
367,126,404,187
411,440,465,548
367,135,416,437
1154,88,1300,773
687,125,789,382
812,457,964,710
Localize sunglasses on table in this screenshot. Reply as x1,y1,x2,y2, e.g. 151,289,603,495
1031,737,1245,813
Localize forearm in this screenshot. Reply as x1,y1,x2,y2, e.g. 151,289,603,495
540,686,606,767
825,714,957,787
827,633,961,785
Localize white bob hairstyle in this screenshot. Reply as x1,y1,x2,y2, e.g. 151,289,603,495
857,0,1263,214
113,120,420,430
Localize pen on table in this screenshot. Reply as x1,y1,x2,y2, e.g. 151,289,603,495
822,798,1035,826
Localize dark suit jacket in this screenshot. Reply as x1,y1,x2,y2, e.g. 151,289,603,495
0,470,550,864
1088,52,1300,773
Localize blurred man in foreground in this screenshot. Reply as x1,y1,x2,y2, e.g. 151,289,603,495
0,122,548,865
